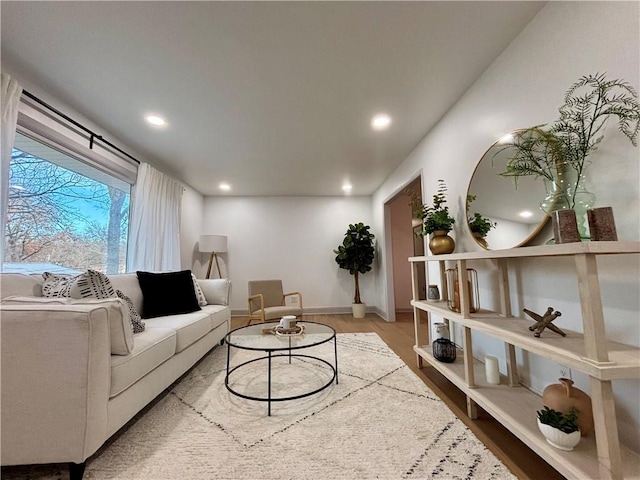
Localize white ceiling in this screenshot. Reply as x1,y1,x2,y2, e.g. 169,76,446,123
1,1,545,196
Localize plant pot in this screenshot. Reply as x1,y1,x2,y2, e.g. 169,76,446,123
542,378,593,436
472,232,488,249
429,230,455,255
537,418,581,451
352,303,366,318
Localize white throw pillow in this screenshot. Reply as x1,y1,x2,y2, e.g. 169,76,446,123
197,279,230,306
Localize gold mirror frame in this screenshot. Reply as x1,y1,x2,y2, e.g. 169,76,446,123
466,132,549,250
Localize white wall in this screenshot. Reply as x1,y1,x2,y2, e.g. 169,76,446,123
181,186,205,271
372,2,640,452
200,196,376,313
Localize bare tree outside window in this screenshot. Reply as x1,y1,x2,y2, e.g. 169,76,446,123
4,147,130,274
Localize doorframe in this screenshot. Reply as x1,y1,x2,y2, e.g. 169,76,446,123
382,170,424,323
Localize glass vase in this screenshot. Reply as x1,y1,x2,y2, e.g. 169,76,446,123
540,162,595,240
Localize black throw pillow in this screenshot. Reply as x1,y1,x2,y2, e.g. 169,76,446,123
136,270,201,319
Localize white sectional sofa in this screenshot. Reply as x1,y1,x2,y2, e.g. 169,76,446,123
0,272,231,479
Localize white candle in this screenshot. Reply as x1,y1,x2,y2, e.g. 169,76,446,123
485,356,500,385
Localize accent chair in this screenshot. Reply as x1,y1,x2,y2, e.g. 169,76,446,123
247,279,303,325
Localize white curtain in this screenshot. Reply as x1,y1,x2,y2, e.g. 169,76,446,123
127,162,184,272
1,74,23,269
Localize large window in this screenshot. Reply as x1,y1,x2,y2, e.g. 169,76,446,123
4,132,131,274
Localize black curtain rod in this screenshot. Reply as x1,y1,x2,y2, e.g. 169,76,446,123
21,89,140,165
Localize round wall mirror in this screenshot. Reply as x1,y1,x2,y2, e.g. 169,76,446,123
466,133,549,250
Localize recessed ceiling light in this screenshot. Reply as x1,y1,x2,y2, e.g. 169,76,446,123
371,114,391,130
342,184,353,193
519,210,533,218
145,115,166,126
219,183,231,191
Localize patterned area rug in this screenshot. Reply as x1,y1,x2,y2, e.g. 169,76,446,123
3,333,516,479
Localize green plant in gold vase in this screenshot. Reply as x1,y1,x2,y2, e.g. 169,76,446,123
466,195,496,249
419,180,455,255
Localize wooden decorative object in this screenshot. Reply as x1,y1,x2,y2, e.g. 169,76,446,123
587,207,618,241
552,210,580,244
524,307,566,337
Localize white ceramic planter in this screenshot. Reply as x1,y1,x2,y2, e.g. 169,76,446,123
537,418,581,451
352,303,366,318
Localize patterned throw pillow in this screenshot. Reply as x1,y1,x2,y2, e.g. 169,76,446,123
41,272,76,297
116,289,145,333
42,269,144,334
70,269,115,299
191,273,208,307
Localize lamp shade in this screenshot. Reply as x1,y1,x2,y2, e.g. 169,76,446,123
199,235,227,253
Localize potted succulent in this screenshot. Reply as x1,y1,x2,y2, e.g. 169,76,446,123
334,223,375,318
466,194,496,249
536,406,581,451
495,73,639,238
419,179,455,254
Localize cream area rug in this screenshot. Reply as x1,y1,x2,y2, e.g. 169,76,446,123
4,333,516,480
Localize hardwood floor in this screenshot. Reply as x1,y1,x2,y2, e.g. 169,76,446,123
234,313,565,480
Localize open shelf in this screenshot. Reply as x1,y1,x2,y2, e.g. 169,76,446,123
410,241,640,480
414,345,640,480
411,300,640,380
409,241,640,262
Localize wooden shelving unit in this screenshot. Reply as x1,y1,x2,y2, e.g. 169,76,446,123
409,242,640,480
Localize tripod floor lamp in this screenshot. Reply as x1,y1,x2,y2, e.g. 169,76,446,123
199,235,228,279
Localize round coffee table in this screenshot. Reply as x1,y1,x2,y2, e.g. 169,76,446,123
224,321,338,415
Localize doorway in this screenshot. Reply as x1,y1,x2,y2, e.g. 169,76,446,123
384,175,426,322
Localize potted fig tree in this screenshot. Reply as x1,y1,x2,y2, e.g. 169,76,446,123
334,222,375,318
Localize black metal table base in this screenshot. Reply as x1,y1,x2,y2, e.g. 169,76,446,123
225,337,339,416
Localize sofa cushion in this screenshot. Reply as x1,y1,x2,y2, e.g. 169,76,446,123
110,327,177,397
0,273,43,299
109,274,144,314
144,311,212,353
201,304,231,331
136,270,201,319
197,278,230,306
2,296,134,355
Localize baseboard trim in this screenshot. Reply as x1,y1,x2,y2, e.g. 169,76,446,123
231,306,388,319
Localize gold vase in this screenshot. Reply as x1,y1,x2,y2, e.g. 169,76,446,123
429,230,455,255
472,232,488,249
